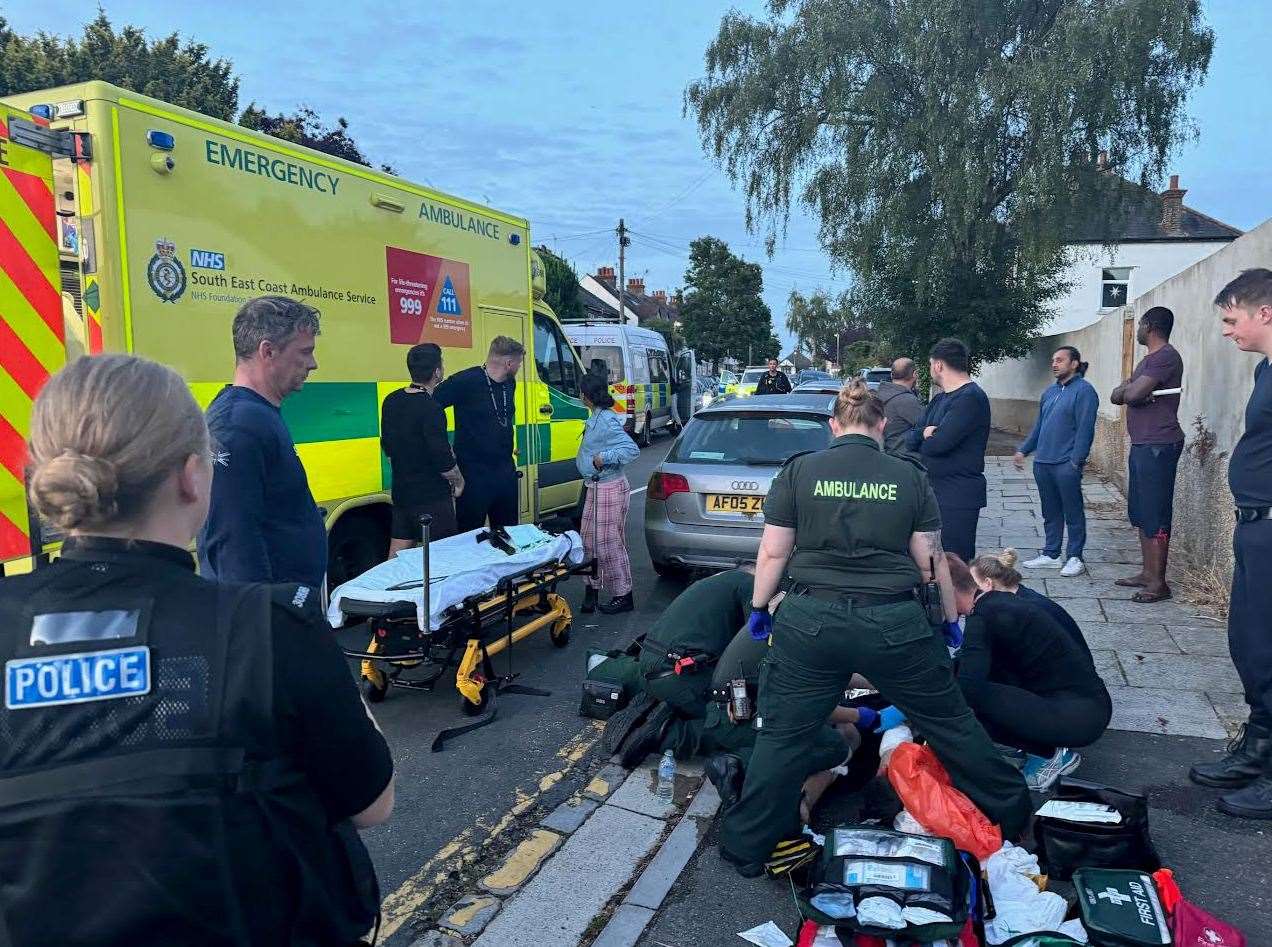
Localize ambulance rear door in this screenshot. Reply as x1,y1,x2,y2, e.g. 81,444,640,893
0,105,69,570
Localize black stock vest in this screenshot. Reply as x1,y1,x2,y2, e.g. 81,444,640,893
0,538,377,946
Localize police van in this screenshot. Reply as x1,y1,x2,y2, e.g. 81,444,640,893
563,323,674,446
0,82,589,585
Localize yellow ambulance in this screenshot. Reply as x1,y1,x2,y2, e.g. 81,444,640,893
0,82,589,584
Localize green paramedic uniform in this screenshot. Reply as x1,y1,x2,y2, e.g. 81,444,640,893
638,569,753,717
719,433,1032,868
662,628,850,772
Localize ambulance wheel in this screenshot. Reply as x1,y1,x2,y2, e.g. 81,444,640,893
363,676,389,703
638,414,652,448
461,686,491,716
551,622,571,648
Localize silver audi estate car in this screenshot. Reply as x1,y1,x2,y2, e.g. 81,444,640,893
644,393,835,576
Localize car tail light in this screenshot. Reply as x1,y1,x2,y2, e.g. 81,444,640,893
648,471,690,501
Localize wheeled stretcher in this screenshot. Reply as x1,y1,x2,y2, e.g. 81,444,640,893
328,518,593,749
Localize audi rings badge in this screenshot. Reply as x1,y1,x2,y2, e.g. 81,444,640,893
730,480,760,491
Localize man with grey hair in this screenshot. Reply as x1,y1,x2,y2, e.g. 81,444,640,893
198,296,328,591
876,357,923,455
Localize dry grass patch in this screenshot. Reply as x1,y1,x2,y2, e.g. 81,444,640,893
1173,555,1231,621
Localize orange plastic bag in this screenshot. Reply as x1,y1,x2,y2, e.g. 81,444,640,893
886,742,1002,860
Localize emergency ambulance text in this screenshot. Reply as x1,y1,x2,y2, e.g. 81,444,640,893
205,141,340,194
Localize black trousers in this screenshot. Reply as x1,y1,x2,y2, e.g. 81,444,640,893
455,463,519,532
1230,519,1272,731
959,679,1112,756
940,507,981,562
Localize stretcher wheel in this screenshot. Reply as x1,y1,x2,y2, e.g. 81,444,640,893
550,622,571,648
363,674,389,703
461,685,491,716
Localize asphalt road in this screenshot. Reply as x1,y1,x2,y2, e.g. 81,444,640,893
339,434,684,944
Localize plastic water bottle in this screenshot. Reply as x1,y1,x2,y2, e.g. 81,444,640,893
656,750,676,801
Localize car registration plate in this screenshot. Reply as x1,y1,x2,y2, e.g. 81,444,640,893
706,494,765,515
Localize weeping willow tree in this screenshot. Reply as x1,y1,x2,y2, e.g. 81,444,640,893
687,0,1213,365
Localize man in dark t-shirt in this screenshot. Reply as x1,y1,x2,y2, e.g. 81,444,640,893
1190,269,1272,819
434,336,525,532
381,343,462,553
1111,307,1185,604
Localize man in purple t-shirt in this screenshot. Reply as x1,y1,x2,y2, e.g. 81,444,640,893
1111,306,1185,603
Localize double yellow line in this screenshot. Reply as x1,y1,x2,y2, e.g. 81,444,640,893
377,720,604,941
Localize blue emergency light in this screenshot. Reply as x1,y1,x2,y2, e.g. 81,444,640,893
28,104,54,120
509,233,522,246
146,130,175,151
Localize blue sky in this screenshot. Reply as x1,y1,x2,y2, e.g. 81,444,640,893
7,1,1270,353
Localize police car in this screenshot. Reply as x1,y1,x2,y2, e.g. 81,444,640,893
644,393,835,577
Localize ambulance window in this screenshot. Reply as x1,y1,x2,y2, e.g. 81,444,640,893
533,315,581,398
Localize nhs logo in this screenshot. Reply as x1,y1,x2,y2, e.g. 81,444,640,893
190,248,225,270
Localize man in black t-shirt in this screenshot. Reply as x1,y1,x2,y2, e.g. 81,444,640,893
381,343,463,554
1191,269,1272,819
434,336,525,532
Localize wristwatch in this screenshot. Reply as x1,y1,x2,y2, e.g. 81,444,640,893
750,602,769,613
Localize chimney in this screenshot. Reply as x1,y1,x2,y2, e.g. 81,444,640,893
1097,150,1109,171
626,277,645,296
652,289,667,303
596,266,615,287
1160,174,1187,235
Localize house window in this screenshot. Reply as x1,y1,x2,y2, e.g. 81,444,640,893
1101,268,1131,308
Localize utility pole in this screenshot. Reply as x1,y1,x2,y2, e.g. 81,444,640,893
616,218,630,324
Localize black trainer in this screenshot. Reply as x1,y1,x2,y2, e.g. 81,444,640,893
602,693,655,756
598,592,634,615
1217,774,1272,820
581,586,598,614
619,702,672,768
704,753,746,812
1190,723,1272,788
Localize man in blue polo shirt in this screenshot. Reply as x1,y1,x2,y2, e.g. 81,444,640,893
198,296,328,592
1015,346,1100,578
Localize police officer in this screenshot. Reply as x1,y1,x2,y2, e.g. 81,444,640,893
719,380,1031,877
0,354,394,945
1191,269,1272,818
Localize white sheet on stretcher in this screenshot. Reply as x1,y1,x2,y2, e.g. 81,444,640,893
327,524,584,631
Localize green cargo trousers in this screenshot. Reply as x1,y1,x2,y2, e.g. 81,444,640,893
662,702,851,772
720,594,1032,866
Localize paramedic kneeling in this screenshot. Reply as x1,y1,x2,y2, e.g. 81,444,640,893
0,355,394,947
719,380,1031,877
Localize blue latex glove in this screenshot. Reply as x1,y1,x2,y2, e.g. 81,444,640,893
747,608,773,641
854,706,879,732
942,619,964,651
874,705,907,733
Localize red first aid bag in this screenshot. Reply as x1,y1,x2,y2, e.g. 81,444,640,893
886,743,1002,861
1154,868,1246,947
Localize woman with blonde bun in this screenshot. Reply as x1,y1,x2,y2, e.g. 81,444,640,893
966,548,1089,657
945,548,1111,792
0,354,394,946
